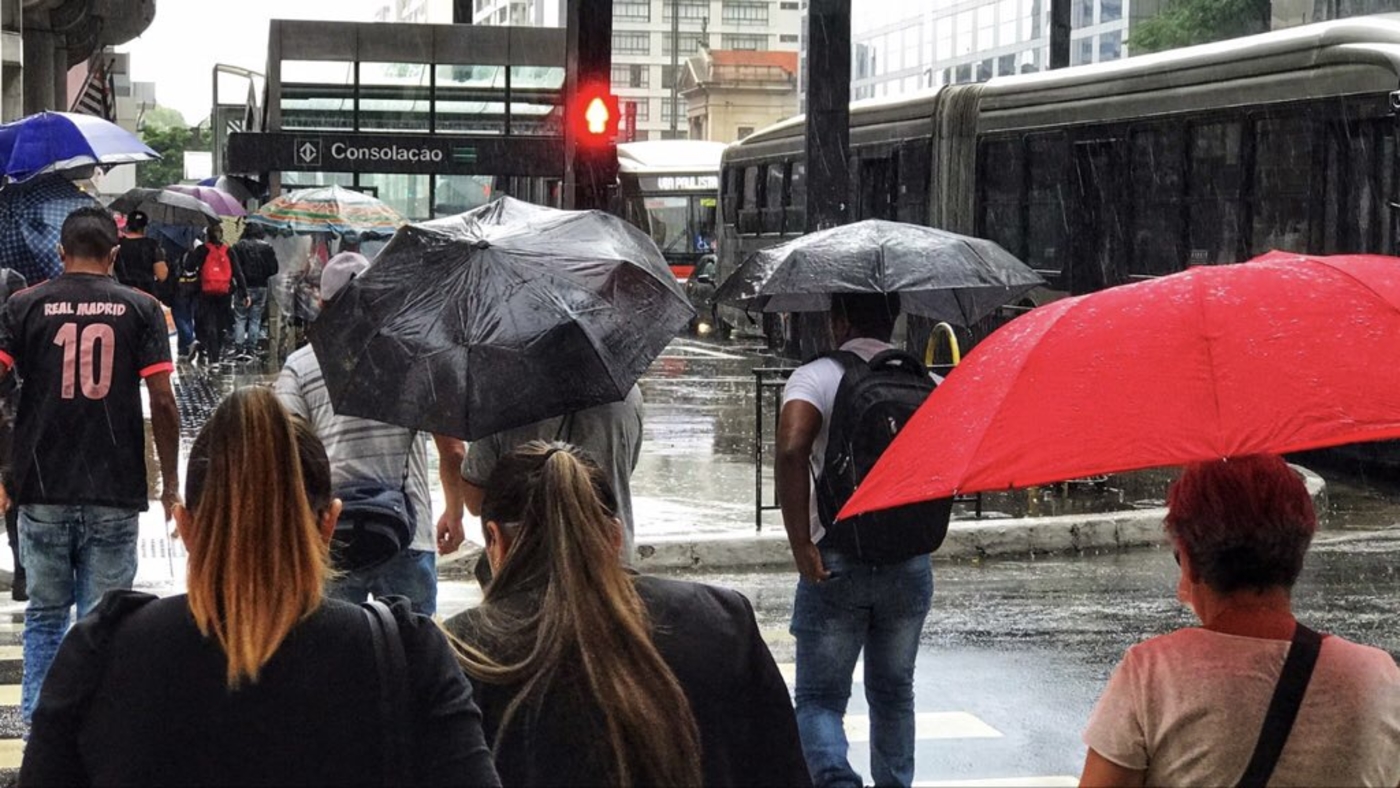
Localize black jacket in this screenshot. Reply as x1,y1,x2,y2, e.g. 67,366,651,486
232,238,281,290
21,592,502,788
445,574,812,788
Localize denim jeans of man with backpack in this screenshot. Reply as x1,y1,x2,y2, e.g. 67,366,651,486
776,295,945,788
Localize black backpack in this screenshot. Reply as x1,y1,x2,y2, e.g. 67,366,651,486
815,349,954,563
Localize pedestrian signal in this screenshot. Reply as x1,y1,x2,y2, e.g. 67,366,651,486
574,87,620,145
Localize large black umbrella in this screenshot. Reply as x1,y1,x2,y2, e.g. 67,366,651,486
309,197,695,441
713,219,1045,326
108,187,219,227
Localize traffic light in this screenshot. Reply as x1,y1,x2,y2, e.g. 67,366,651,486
573,85,621,145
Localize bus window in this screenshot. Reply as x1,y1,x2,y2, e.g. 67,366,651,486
786,161,807,231
739,166,762,235
763,163,786,233
897,142,930,225
857,155,897,221
694,196,718,253
644,195,691,256
1128,125,1185,276
978,138,1024,259
722,167,740,225
1251,116,1313,254
1187,121,1244,264
1026,133,1069,281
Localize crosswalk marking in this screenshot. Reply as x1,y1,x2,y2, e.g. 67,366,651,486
0,646,19,662
845,712,1003,743
775,661,865,687
0,739,20,770
915,778,1077,787
0,686,17,707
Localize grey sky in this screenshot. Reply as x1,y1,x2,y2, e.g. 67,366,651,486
117,0,389,124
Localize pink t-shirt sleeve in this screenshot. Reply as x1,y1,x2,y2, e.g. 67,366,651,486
1083,647,1150,771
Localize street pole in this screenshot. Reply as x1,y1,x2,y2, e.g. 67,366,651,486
805,0,850,232
669,0,681,138
1049,0,1070,69
564,0,615,210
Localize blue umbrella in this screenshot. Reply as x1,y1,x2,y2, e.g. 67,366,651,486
0,112,158,183
0,175,104,284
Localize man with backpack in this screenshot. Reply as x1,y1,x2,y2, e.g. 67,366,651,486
187,223,243,367
230,223,279,360
776,292,949,788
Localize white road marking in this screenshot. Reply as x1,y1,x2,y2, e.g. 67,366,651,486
845,711,1003,742
915,778,1078,787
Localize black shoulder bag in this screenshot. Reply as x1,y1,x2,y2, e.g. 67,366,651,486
332,433,418,572
363,599,410,788
1235,624,1324,788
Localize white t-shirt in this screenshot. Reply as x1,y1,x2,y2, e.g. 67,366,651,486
1083,627,1400,787
781,337,894,543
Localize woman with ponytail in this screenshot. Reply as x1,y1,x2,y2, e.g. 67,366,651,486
21,387,500,788
445,442,809,788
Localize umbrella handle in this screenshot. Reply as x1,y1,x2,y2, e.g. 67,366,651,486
925,322,962,368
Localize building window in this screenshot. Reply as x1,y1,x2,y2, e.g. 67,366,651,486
780,1,799,8
738,125,756,139
780,33,799,43
1101,0,1122,22
661,99,684,124
997,53,1017,76
662,33,706,56
1073,0,1094,27
661,64,683,88
615,1,651,21
723,1,770,25
663,0,710,22
976,5,996,50
1072,36,1093,65
613,32,651,54
1099,30,1122,61
722,33,769,50
612,63,650,89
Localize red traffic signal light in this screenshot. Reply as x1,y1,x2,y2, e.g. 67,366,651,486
573,85,620,145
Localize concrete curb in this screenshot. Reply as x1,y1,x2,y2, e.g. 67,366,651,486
633,465,1328,572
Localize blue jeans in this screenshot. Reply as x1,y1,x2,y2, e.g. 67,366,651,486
171,296,196,356
19,504,140,724
327,548,437,616
232,287,267,346
791,548,933,788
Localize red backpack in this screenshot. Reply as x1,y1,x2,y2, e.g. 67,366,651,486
200,244,233,296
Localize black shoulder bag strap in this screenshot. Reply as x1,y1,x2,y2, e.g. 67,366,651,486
363,599,411,787
1236,624,1324,788
554,410,576,444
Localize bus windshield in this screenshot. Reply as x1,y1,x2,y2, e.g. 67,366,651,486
636,194,718,257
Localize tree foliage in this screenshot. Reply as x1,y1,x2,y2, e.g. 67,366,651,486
136,124,211,189
1129,0,1271,54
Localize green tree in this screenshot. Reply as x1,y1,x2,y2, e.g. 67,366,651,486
1129,0,1271,54
140,105,187,131
136,124,211,189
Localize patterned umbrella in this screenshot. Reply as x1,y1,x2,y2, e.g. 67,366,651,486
249,184,403,238
0,175,103,284
167,184,246,217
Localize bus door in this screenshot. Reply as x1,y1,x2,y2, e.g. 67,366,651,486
1070,139,1127,294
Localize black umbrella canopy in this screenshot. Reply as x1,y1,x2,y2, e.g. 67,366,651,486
713,219,1045,326
310,197,695,441
108,187,219,227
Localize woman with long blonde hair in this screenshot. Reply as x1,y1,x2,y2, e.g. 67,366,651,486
21,387,500,787
445,441,809,788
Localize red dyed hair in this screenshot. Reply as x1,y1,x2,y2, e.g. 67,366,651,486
1164,454,1316,594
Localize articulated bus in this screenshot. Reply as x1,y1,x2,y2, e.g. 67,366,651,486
718,16,1400,341
619,140,727,280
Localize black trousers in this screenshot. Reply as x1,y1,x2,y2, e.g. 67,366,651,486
196,294,232,363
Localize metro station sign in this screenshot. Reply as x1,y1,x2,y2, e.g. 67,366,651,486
229,132,565,177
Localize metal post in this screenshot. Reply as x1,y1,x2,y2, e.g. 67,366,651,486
805,0,851,232
1049,0,1071,70
669,0,681,138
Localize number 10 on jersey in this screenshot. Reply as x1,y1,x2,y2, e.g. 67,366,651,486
53,322,115,400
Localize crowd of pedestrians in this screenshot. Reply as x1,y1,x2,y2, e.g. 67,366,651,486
0,206,1397,788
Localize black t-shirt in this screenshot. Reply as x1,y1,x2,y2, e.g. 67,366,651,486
114,237,164,296
0,274,172,509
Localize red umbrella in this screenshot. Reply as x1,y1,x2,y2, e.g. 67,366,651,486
840,251,1400,519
